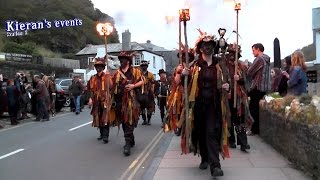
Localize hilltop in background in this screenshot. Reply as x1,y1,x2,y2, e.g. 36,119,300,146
0,0,119,59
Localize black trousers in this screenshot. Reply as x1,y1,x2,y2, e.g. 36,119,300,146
248,89,266,134
99,126,110,140
122,122,135,144
194,100,221,169
228,101,248,146
159,97,166,122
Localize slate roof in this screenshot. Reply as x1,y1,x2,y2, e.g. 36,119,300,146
76,42,169,56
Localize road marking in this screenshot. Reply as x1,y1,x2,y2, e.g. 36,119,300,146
68,121,91,131
119,130,163,180
0,149,25,160
127,131,164,180
0,112,72,133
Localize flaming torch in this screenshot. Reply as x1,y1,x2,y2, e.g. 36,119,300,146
179,7,190,153
96,22,114,121
96,22,114,70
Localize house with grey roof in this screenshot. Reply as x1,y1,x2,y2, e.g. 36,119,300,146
76,30,179,80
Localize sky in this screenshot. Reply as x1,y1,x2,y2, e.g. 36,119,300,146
91,0,320,62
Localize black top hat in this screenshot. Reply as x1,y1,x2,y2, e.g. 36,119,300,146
118,52,133,61
158,69,166,74
140,60,149,66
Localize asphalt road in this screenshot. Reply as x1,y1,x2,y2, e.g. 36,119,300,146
0,107,169,180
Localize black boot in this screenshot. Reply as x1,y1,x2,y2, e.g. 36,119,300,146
229,142,236,148
211,167,224,177
103,137,109,144
199,160,208,170
236,126,250,152
10,117,19,125
141,114,147,125
123,142,131,156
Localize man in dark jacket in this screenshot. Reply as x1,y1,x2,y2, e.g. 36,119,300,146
32,75,50,121
247,43,271,135
69,76,83,115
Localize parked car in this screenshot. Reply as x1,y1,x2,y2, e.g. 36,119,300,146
55,84,66,112
55,78,72,107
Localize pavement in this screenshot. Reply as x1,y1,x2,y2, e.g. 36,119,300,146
152,135,313,180
0,106,314,180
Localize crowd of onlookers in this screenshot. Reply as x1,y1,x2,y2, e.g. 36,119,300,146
270,50,308,97
0,73,59,126
0,72,89,128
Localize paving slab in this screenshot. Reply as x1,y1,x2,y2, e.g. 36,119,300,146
153,135,313,180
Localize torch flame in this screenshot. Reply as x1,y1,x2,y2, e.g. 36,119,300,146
96,23,114,36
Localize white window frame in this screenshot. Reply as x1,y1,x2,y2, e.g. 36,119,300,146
153,56,156,68
88,57,94,65
134,54,141,66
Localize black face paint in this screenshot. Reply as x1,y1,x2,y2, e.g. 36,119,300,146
95,65,105,73
140,65,148,71
200,42,215,55
120,59,129,68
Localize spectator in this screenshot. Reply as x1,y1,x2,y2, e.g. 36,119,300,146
247,43,271,135
271,67,282,93
69,76,83,115
282,50,307,96
32,75,50,121
43,75,56,117
6,79,20,125
17,73,30,120
278,56,292,96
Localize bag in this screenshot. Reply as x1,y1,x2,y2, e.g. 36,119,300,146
135,88,148,107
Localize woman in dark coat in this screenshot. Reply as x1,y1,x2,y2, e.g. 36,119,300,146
278,56,292,96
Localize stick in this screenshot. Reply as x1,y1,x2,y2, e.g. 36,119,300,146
179,20,182,64
233,9,239,108
183,20,189,153
104,34,110,123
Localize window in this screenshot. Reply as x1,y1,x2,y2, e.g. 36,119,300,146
134,54,141,66
60,79,72,87
153,56,156,68
88,57,94,65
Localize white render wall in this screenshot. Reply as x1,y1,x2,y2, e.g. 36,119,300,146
316,32,320,64
140,51,166,80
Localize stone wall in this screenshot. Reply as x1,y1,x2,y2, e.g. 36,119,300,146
0,61,72,79
260,108,320,179
43,57,80,69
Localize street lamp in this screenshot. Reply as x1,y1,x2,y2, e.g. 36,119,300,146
178,7,191,154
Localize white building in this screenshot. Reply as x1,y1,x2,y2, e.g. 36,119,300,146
306,7,320,96
75,30,166,80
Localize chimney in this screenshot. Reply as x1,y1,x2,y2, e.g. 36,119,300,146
146,40,153,51
312,7,320,64
122,30,131,51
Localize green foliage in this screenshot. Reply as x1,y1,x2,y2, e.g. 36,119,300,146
0,0,119,55
2,41,36,54
62,53,76,59
300,43,316,62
